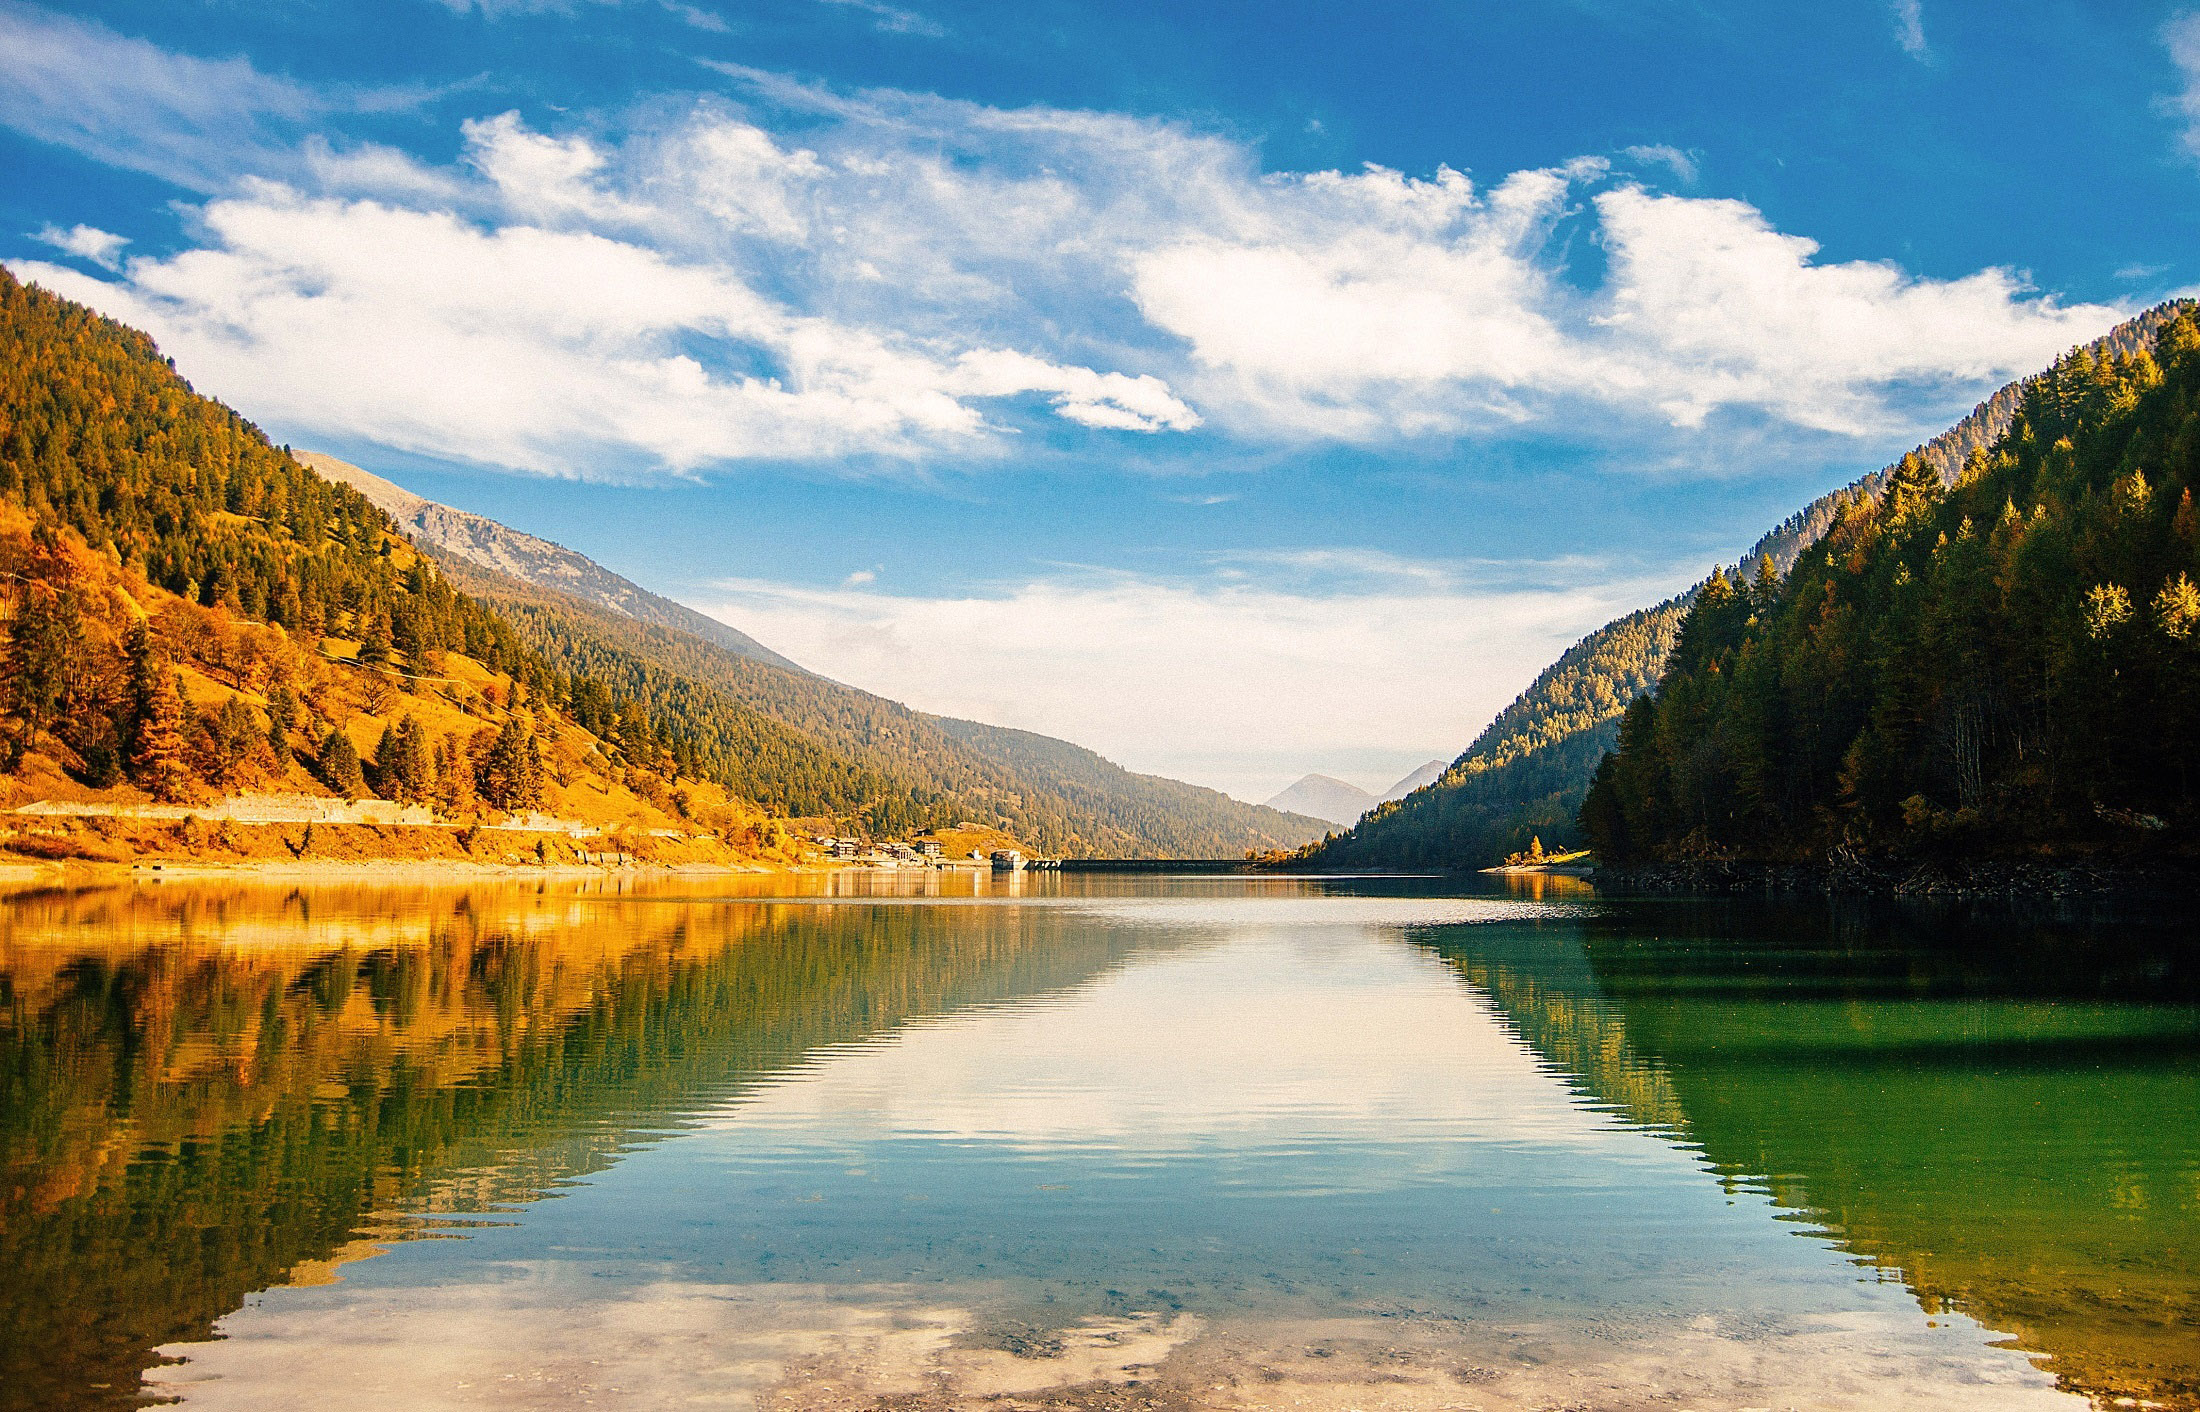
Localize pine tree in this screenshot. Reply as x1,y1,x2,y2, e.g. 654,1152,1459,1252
373,715,433,802
477,719,543,811
1886,450,1941,526
266,684,297,766
1,583,80,768
129,664,193,802
318,725,366,799
435,733,476,815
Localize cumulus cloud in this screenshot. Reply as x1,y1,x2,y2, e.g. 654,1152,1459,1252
32,222,128,270
1592,188,2115,432
9,176,1193,475
699,555,1688,801
3,39,2125,475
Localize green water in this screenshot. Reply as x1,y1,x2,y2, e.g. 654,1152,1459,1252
0,874,2193,1410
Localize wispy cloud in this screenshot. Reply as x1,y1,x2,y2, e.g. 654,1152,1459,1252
0,3,453,192
428,0,730,29
0,3,327,191
2166,12,2200,158
817,0,946,39
1890,0,1929,60
1620,143,1697,186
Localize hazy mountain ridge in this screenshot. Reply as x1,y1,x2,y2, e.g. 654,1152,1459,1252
1264,761,1448,827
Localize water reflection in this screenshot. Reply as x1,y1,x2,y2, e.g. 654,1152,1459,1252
0,876,1169,1409
1424,896,2200,1410
0,877,2192,1410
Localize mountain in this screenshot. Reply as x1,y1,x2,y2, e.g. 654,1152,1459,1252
1265,774,1377,827
0,266,1323,862
1585,301,2200,864
1298,301,2193,873
298,455,1329,857
1262,761,1449,829
1382,759,1449,799
1298,601,1686,868
0,265,833,866
297,451,806,675
1740,300,2196,579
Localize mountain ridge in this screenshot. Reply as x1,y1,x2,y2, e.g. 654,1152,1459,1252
1298,301,2194,872
299,451,808,676
1263,760,1449,827
302,453,1329,856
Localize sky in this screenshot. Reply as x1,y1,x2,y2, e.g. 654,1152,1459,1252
5,0,2199,803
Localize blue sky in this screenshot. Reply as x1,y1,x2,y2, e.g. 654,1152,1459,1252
5,0,2198,801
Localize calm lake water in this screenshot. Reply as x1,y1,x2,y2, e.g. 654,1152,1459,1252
2,872,2195,1411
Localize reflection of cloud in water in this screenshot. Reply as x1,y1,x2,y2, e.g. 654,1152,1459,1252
708,933,1622,1162
152,1271,2073,1411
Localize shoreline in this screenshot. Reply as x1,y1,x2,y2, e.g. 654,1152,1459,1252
0,854,801,888
1595,855,2200,901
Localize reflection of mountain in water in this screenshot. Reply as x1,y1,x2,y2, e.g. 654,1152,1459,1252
1420,899,2200,1412
0,880,1166,1411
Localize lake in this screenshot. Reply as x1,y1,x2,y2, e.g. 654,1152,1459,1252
2,872,2194,1410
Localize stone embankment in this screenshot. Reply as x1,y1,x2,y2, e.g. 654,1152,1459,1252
6,794,686,838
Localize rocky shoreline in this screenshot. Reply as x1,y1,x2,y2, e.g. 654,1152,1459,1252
1595,853,2200,901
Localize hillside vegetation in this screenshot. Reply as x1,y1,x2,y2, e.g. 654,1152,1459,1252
1296,601,1684,870
0,267,1320,861
0,266,869,862
1585,304,2200,863
1298,302,2190,874
441,554,1328,856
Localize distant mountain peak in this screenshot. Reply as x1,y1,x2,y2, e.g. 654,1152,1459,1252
1263,773,1378,828
297,451,807,676
1381,759,1448,801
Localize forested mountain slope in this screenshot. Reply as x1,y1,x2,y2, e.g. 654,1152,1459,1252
0,266,1321,859
1299,600,1685,869
1584,305,2200,863
0,266,826,861
1742,301,2194,578
1299,302,2191,873
431,550,1328,856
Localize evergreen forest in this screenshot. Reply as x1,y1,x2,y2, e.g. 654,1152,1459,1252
1584,303,2200,863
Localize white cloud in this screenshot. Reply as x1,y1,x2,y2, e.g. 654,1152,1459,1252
1592,187,2116,433
429,0,730,28
1620,143,1698,186
9,149,1196,474
816,0,946,39
32,222,128,270
1891,0,1929,60
2167,12,2200,158
4,45,2125,475
0,3,325,191
699,555,1689,802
